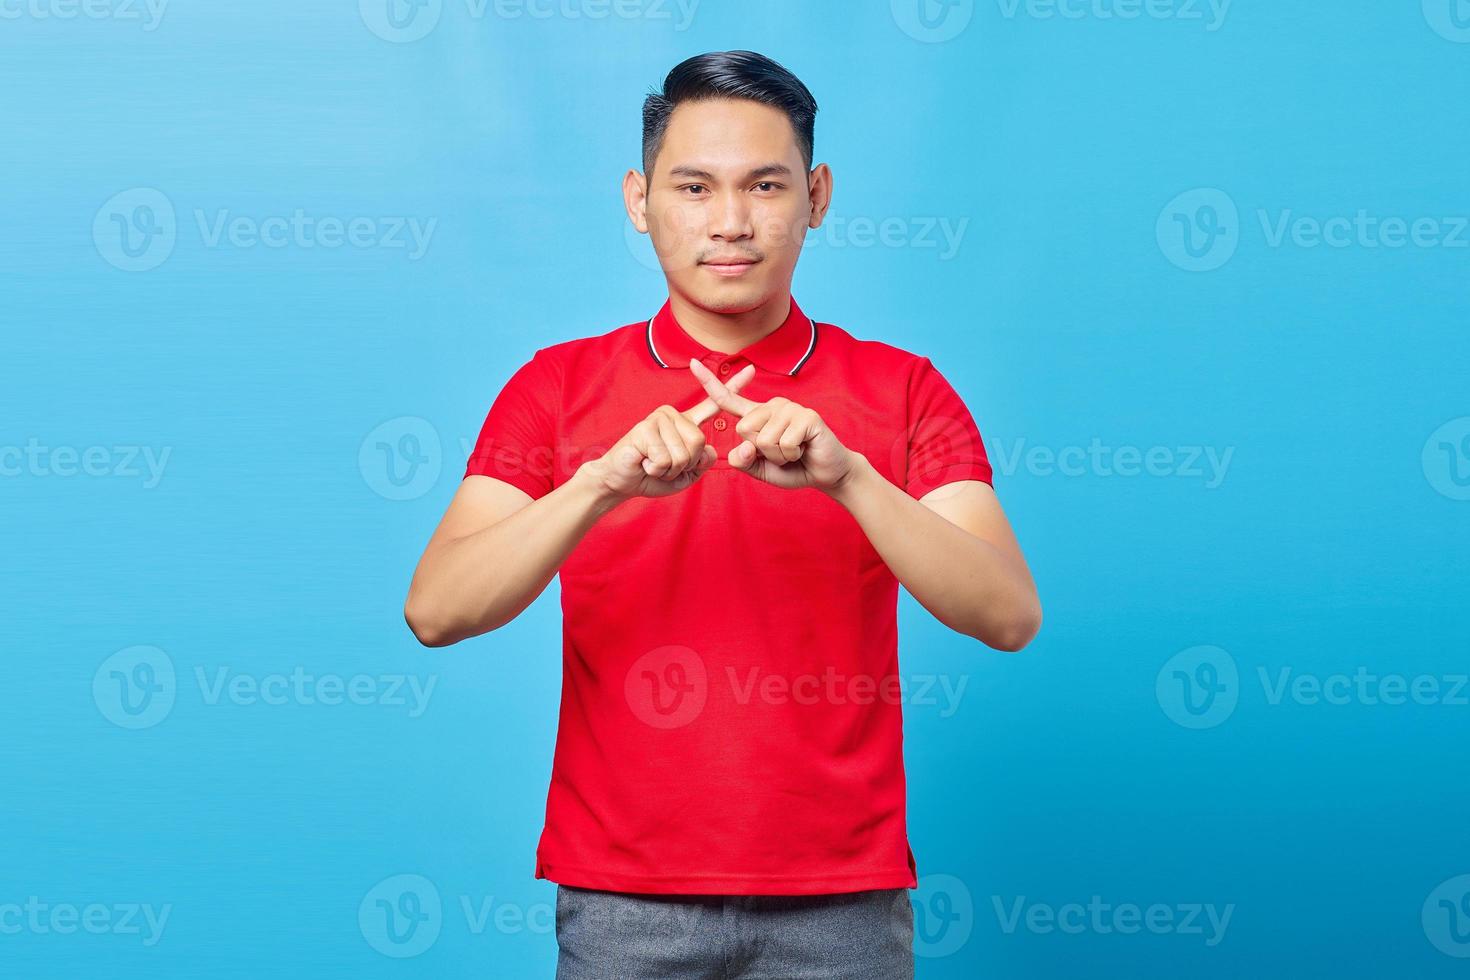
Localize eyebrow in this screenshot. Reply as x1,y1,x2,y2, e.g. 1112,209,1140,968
666,163,795,182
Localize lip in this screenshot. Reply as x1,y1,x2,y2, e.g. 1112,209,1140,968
701,259,760,277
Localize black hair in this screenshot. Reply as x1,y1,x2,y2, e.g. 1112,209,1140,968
641,50,818,177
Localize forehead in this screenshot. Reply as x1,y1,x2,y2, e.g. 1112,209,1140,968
656,98,802,174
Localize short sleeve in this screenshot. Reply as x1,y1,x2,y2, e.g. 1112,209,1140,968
463,349,560,500
903,356,993,498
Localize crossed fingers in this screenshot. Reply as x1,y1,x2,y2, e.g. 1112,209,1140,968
689,359,824,481
680,363,755,425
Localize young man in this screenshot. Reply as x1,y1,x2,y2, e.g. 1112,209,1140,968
406,50,1041,979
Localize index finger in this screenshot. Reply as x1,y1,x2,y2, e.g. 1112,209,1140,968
688,359,761,418
681,362,755,425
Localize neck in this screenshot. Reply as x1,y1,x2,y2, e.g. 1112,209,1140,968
667,288,792,354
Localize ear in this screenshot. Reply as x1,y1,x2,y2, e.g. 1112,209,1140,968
623,169,650,233
807,163,833,230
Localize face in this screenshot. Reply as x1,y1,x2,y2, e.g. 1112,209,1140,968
625,98,832,315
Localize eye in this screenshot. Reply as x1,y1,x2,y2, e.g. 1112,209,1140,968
753,181,783,192
679,184,708,196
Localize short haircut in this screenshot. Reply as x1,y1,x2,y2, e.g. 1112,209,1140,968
641,50,818,177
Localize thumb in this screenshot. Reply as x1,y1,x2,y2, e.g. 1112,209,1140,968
728,440,760,473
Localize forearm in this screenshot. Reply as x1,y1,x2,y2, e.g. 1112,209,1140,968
828,455,1041,651
405,465,619,646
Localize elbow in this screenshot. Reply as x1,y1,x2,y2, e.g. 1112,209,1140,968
983,597,1042,653
404,596,459,649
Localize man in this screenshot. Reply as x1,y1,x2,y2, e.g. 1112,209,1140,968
405,50,1041,979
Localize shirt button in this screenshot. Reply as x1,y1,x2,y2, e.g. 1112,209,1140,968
713,418,728,431
718,362,731,376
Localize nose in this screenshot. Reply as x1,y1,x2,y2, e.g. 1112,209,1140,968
708,190,753,243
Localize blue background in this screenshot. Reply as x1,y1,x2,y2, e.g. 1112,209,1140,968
4,1,1469,976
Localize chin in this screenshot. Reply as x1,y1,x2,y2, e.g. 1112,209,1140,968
688,277,767,314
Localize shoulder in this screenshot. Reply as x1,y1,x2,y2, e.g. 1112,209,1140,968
523,318,649,371
812,319,934,377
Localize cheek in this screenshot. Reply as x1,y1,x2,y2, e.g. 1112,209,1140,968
752,207,809,255
648,203,703,261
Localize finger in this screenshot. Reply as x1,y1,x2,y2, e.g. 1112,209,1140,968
681,363,756,425
733,403,773,444
728,439,760,473
754,416,798,464
652,411,692,479
681,444,717,485
775,414,809,463
667,409,708,461
634,423,672,478
729,438,805,490
689,358,761,417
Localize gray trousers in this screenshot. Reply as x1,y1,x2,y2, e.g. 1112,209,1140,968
554,885,915,979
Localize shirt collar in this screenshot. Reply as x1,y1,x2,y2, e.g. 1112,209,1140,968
646,296,819,376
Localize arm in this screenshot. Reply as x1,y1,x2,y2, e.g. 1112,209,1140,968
403,469,619,647
687,358,1041,653
404,364,758,647
827,463,1041,652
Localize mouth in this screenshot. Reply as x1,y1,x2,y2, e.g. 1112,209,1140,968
700,257,761,278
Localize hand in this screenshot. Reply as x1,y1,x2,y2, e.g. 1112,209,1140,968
584,363,757,500
688,359,859,492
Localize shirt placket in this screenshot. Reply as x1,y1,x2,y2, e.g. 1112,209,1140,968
703,353,746,460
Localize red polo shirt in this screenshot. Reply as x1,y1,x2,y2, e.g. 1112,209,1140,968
464,296,993,895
